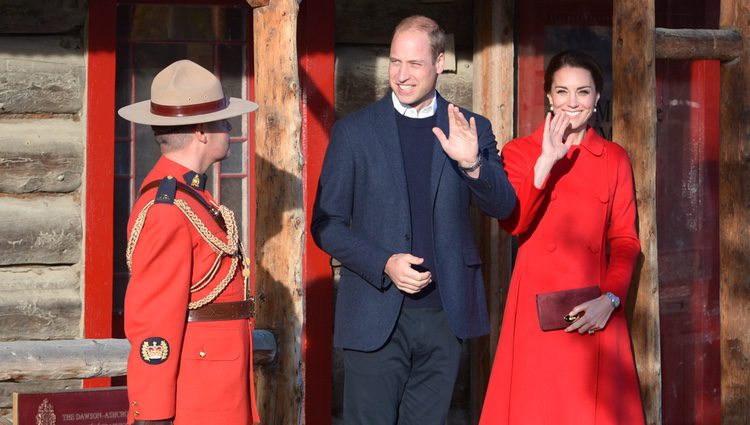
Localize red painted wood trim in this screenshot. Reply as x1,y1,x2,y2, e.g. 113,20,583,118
298,0,335,423
85,0,118,388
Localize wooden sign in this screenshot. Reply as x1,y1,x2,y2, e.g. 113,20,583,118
13,387,128,425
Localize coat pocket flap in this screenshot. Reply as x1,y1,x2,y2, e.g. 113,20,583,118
182,328,242,361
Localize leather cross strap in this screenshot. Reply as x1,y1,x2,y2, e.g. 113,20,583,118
140,179,227,231
187,299,255,322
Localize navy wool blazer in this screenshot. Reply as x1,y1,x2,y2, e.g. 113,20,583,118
312,93,516,352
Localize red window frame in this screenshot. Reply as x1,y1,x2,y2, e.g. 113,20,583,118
86,2,334,424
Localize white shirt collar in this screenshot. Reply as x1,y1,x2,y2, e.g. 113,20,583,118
391,92,437,119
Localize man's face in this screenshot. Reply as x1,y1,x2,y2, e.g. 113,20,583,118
204,119,232,161
389,29,444,111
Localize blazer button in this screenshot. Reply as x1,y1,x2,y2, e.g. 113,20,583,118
590,245,601,254
546,242,556,252
404,234,411,241
550,192,558,201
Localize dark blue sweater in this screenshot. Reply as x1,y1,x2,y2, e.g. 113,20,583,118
396,112,442,308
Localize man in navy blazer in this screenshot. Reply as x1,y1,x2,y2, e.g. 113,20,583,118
312,15,515,425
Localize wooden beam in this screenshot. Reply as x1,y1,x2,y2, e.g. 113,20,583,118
612,1,661,424
720,1,750,423
0,332,276,382
250,0,305,424
655,28,743,61
471,0,514,422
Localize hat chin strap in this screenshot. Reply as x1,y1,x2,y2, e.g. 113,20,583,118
151,98,228,117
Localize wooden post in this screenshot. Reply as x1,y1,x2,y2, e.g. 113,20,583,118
249,0,304,424
720,0,750,423
471,0,514,421
655,28,742,60
612,1,661,424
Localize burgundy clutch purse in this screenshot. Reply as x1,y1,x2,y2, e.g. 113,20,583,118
536,286,601,331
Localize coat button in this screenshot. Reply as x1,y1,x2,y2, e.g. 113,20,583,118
590,245,601,254
546,242,556,252
599,193,608,203
404,234,411,241
134,411,140,417
199,351,206,358
132,401,137,407
550,192,558,201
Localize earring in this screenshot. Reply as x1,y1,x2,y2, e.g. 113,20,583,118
549,105,553,112
594,107,597,112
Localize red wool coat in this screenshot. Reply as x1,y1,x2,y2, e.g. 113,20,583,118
124,157,259,425
480,125,644,425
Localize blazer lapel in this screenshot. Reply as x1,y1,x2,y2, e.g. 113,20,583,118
431,94,449,206
373,95,410,204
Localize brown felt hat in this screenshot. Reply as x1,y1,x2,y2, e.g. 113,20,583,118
118,59,258,126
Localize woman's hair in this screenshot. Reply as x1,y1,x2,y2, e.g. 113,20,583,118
544,49,604,94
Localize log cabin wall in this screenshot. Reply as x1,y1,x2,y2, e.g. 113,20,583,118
333,1,476,423
0,0,88,422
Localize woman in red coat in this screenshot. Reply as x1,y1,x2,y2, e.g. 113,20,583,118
480,50,644,425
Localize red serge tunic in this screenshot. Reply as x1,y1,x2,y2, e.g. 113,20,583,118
124,157,259,425
479,125,644,425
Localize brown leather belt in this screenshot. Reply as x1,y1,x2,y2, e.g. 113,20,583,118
187,299,255,322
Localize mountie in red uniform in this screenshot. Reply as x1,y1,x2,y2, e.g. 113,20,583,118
124,156,259,425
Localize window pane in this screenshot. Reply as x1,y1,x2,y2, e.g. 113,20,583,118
113,178,132,274
134,125,162,191
127,5,246,41
115,41,132,138
115,142,130,176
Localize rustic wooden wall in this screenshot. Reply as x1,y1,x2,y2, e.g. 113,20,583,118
0,1,87,422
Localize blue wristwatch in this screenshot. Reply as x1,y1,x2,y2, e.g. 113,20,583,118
605,291,621,309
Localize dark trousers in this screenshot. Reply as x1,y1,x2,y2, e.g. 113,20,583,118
342,308,463,425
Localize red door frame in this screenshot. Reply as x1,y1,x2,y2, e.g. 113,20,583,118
85,2,335,422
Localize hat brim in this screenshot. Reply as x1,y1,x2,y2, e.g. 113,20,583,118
118,97,258,126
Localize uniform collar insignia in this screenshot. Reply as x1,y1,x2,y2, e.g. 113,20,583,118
183,171,208,191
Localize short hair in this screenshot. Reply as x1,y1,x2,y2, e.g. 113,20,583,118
392,15,446,62
151,124,195,152
544,49,604,94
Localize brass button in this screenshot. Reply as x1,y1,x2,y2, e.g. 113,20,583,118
199,351,206,358
132,401,137,407
134,411,140,417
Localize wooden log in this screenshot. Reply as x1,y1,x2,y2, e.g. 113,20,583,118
0,119,83,193
0,197,81,266
0,380,80,410
0,37,84,114
655,28,742,61
250,0,304,423
720,1,750,423
0,267,81,341
0,332,277,382
612,1,662,424
0,0,86,34
334,45,474,118
335,0,474,47
470,0,514,422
